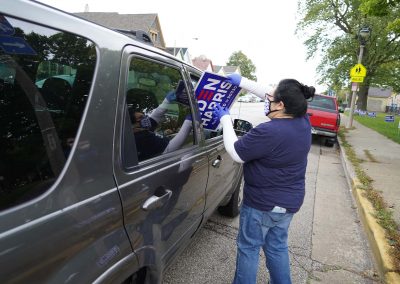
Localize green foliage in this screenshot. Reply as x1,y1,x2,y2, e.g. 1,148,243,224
352,112,400,144
360,0,391,16
297,0,400,109
226,51,257,81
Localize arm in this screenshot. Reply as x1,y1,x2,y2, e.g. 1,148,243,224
220,116,244,164
149,98,170,124
149,90,176,124
163,119,192,154
213,104,244,163
227,73,270,100
239,77,270,100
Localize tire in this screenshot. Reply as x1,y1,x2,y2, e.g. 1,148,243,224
218,175,244,217
325,137,336,147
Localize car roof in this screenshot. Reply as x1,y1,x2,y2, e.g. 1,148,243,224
2,0,201,72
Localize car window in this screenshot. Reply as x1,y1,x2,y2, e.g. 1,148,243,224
189,73,222,140
308,95,336,110
0,15,96,211
122,57,194,165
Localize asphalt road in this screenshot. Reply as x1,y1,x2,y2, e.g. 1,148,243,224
164,102,380,284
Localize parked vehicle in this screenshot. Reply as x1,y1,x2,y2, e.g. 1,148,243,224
307,94,340,147
237,94,263,103
0,1,251,283
237,95,251,102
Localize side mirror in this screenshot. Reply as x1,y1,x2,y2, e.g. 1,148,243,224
233,119,253,135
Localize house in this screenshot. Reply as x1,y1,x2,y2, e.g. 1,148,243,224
367,87,392,112
191,55,214,72
74,12,166,49
214,65,240,76
165,47,192,64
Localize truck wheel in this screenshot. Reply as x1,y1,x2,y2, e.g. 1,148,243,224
218,175,244,217
325,137,336,147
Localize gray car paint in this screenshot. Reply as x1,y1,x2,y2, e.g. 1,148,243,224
0,1,244,283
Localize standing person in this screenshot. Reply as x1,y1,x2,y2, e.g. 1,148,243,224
212,74,315,284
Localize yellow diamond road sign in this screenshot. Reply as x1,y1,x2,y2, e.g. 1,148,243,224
350,64,367,77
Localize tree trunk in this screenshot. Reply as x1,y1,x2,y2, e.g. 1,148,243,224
357,84,369,110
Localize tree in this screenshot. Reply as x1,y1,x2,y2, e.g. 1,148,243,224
297,0,400,110
226,51,257,81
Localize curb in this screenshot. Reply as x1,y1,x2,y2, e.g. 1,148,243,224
338,137,400,283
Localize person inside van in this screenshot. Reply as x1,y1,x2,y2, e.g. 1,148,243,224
128,89,193,161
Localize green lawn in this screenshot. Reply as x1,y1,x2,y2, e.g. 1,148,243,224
348,112,400,144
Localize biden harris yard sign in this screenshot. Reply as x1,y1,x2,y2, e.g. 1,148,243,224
195,72,241,130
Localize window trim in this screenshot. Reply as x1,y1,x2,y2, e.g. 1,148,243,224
119,53,199,170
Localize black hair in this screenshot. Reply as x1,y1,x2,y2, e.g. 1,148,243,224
273,79,315,117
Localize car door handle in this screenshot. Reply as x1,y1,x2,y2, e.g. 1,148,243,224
307,113,313,116
142,189,172,211
212,156,222,168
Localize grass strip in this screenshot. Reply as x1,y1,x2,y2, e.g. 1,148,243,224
339,128,400,270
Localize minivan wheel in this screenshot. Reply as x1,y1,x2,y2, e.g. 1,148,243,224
218,175,244,217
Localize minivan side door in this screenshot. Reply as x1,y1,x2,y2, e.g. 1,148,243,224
113,46,208,279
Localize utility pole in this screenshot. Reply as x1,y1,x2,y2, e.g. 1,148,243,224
347,27,370,128
346,45,364,128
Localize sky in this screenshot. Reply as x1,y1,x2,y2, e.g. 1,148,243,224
36,0,325,92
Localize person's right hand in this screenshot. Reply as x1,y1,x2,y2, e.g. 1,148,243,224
213,104,230,123
225,73,242,86
166,90,176,102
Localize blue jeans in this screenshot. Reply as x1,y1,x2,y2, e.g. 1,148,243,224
233,204,294,284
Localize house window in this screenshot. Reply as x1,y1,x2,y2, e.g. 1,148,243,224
149,31,158,43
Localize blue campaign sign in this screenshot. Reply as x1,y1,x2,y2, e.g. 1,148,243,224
0,36,37,55
0,16,15,36
195,72,241,130
385,115,395,122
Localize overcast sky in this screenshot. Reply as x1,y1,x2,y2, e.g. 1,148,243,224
37,0,325,92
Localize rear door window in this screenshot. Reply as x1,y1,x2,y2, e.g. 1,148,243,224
0,15,96,211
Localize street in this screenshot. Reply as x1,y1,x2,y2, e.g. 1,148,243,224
164,102,380,284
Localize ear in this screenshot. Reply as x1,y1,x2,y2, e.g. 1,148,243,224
276,100,285,110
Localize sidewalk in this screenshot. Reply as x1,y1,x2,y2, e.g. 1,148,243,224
339,114,400,283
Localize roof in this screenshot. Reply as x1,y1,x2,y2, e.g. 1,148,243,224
165,47,188,56
368,87,392,98
223,66,239,73
192,55,213,71
74,12,157,31
213,65,223,73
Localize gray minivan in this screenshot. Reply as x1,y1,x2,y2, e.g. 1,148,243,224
0,1,248,283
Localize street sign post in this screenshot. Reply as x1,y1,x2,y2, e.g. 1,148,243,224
347,61,368,128
351,82,358,91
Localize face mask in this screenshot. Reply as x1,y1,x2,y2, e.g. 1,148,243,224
140,115,152,129
264,97,280,116
264,98,272,116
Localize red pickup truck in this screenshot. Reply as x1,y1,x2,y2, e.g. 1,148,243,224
307,94,340,147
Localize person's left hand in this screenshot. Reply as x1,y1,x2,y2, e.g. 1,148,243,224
213,104,230,123
166,90,176,102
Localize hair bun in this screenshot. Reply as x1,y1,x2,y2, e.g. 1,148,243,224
302,85,315,99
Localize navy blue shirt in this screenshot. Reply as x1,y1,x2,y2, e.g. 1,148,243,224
234,116,311,213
